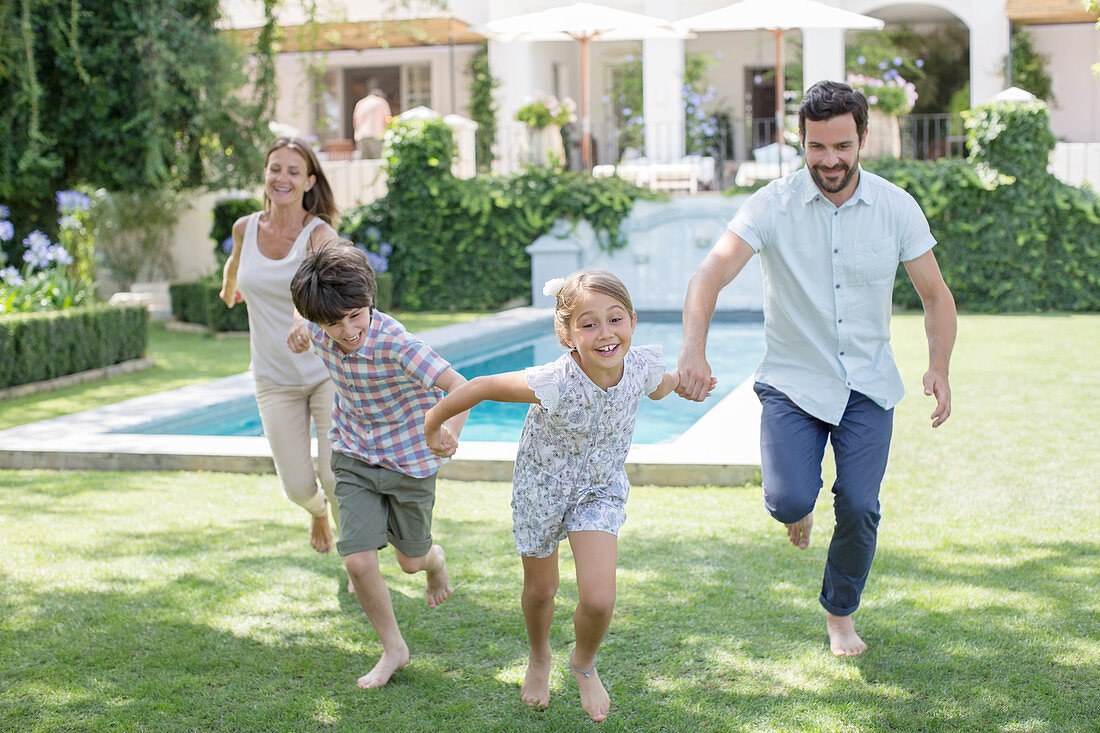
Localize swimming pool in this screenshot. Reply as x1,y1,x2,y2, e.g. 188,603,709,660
124,318,764,445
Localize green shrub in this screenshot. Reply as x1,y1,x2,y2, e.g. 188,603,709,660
964,100,1055,181
210,195,261,264
169,276,250,332
865,157,1100,313
341,118,658,311
0,304,148,389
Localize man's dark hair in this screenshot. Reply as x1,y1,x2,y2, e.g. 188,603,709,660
798,80,868,142
290,241,377,326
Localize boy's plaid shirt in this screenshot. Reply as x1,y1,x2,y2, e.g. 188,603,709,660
309,310,451,478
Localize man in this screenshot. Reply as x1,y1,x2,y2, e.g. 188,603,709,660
353,88,392,159
677,80,956,656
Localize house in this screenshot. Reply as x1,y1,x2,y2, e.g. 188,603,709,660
219,0,1097,166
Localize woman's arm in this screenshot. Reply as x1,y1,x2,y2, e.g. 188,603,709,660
219,216,248,307
424,371,537,457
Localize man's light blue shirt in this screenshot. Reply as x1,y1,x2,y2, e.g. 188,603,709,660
727,165,936,425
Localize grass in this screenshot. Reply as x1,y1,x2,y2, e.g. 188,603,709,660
0,312,487,431
1,313,1098,731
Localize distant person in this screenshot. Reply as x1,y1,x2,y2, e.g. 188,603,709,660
353,88,391,159
677,80,957,656
219,137,343,557
423,270,695,722
289,243,468,689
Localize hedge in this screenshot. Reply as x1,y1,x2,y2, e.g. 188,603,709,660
0,304,148,389
340,117,658,311
169,277,250,332
865,157,1100,313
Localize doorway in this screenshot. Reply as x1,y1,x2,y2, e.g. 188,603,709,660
745,66,778,152
344,67,400,139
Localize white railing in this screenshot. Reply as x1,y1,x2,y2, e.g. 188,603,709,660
1050,142,1100,191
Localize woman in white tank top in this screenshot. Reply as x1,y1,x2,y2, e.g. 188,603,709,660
220,137,344,558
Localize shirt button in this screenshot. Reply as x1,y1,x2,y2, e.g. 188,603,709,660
833,249,839,254
839,351,845,355
835,284,840,289
838,319,843,323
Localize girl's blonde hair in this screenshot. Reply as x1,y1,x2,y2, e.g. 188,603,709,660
551,270,634,348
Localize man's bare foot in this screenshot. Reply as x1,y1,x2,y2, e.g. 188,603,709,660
826,612,867,656
570,650,610,722
310,515,334,553
424,545,452,608
356,645,410,689
785,513,813,550
521,655,552,709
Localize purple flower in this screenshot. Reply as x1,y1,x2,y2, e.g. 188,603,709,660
893,56,903,66
1,266,23,287
365,251,388,273
878,61,888,70
0,204,9,219
622,107,632,116
50,245,73,266
915,58,924,68
56,190,91,214
0,220,13,242
856,55,866,65
221,236,234,254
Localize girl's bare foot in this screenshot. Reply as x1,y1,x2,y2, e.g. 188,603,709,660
424,545,452,608
356,645,410,689
826,612,867,656
310,515,334,553
521,655,551,709
570,650,610,722
785,513,813,550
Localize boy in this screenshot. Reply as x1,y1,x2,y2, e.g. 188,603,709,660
289,243,468,688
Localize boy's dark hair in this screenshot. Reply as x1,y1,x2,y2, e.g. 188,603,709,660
798,80,869,142
290,241,377,325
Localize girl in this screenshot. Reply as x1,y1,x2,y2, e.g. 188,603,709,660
424,270,710,722
219,137,343,557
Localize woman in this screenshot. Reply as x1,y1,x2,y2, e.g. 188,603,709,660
220,137,342,556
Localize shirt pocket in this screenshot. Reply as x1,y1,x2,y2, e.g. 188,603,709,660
852,236,899,285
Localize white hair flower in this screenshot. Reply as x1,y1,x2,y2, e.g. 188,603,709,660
542,277,567,298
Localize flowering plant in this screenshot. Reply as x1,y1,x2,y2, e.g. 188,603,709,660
847,72,918,116
355,226,392,274
0,196,96,314
515,93,577,129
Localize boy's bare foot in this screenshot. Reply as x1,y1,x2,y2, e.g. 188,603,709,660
570,650,610,722
310,515,334,553
521,655,551,709
785,513,813,550
424,545,452,608
826,612,867,656
356,645,410,689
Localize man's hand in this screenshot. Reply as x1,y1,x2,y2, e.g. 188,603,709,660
923,369,951,428
676,346,715,402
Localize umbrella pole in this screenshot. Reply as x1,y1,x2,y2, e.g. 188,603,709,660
773,29,786,175
580,36,591,169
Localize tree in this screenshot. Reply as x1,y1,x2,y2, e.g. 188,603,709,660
0,0,278,262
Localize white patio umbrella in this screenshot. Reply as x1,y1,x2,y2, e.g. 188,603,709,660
476,2,687,167
676,0,884,146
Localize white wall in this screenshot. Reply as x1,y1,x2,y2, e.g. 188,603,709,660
1030,23,1100,143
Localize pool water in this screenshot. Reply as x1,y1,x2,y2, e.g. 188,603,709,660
125,321,763,444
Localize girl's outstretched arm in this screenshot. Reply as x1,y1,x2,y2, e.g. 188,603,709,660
649,370,715,401
424,371,537,457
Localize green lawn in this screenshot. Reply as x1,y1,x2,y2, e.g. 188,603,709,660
0,312,487,431
1,314,1098,731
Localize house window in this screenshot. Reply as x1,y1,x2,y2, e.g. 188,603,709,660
404,64,431,110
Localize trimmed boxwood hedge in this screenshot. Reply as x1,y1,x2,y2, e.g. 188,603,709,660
0,304,148,389
169,276,250,332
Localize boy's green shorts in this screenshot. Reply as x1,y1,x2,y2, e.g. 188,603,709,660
331,451,437,558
